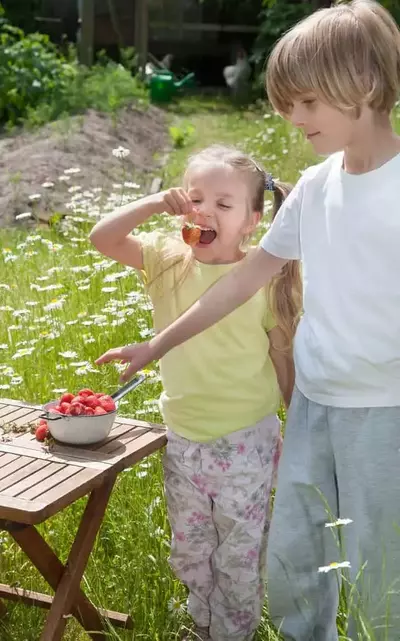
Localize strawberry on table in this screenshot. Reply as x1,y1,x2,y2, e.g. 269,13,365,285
35,422,49,442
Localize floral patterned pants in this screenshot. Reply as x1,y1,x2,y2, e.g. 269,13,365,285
163,415,282,641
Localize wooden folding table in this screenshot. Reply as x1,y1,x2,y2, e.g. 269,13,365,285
0,397,167,640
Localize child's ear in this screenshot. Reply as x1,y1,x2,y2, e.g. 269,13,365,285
244,210,261,234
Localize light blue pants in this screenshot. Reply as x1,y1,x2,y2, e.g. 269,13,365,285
267,387,400,641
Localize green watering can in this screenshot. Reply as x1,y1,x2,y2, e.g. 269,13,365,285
149,71,196,104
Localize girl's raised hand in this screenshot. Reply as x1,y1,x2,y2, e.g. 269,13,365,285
155,188,194,217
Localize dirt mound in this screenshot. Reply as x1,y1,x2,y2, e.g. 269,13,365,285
0,105,169,227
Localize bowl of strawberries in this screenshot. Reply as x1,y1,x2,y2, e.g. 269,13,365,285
41,375,144,445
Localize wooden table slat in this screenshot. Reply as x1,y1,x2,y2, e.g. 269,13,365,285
0,405,39,423
18,465,81,501
0,398,42,410
5,462,69,498
95,424,151,454
32,468,108,519
0,453,20,470
0,442,111,470
0,458,52,493
0,455,36,483
0,495,46,522
101,414,164,430
110,429,167,472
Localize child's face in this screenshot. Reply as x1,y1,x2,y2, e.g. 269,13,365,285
288,97,360,155
185,164,259,264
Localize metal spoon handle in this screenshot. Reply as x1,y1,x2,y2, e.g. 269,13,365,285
111,374,145,402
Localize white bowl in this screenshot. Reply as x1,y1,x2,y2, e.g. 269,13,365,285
43,401,117,445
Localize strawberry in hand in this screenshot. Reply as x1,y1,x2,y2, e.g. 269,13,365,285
182,223,201,246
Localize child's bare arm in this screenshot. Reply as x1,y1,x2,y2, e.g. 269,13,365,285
89,189,193,269
267,325,295,408
149,247,287,358
96,248,288,381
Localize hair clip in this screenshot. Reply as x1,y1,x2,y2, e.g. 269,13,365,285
264,173,275,192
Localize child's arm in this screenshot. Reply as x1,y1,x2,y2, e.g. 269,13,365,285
149,247,286,356
89,188,193,268
95,248,288,381
267,326,295,408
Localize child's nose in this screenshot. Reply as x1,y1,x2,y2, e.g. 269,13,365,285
193,207,211,224
290,104,307,128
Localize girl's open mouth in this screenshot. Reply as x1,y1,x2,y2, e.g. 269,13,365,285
199,228,217,245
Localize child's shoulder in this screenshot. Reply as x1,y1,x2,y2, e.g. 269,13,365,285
137,229,189,278
300,152,341,185
136,229,186,255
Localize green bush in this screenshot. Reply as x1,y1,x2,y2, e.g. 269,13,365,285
23,59,147,128
0,5,76,125
0,4,146,129
252,0,313,72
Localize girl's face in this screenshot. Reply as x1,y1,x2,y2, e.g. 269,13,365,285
184,164,260,264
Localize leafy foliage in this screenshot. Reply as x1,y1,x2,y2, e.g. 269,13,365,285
0,3,146,129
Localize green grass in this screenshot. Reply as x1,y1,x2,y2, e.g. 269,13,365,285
0,97,399,640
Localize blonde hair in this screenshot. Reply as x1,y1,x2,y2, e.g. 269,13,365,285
266,0,400,116
148,144,302,351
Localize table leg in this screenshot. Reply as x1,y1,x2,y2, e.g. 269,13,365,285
11,474,117,641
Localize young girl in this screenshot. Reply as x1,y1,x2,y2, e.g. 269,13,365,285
94,2,400,639
90,145,301,641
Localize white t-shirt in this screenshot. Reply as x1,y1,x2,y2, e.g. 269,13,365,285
261,151,400,408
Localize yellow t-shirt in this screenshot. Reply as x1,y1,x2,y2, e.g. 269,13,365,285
138,231,280,442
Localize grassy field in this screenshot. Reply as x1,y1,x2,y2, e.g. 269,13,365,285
0,98,399,640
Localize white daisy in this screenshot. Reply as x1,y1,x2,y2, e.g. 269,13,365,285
318,561,351,573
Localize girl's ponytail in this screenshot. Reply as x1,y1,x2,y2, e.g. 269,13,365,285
268,181,302,351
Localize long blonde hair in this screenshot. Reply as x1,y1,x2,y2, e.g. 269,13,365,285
268,181,302,351
149,144,302,349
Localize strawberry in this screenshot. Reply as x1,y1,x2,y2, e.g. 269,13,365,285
78,388,95,398
84,395,100,409
69,402,85,416
98,395,116,413
94,406,107,415
59,402,71,414
52,405,62,414
182,224,201,246
95,392,104,398
35,423,49,442
60,393,74,404
71,395,86,405
84,407,95,416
